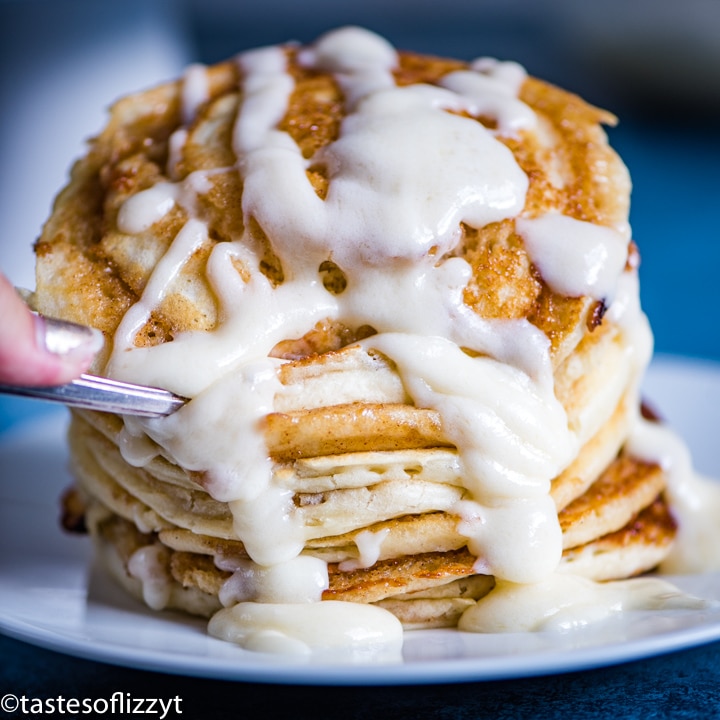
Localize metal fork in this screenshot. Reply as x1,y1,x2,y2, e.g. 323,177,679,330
0,373,187,417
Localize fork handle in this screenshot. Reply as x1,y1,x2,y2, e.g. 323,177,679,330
0,373,187,417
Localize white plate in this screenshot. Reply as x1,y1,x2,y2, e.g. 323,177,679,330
2,354,720,685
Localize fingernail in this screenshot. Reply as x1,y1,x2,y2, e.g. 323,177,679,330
37,316,105,357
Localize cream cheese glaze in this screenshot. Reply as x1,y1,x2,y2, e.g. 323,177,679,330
515,214,629,301
100,26,714,652
127,544,172,611
338,528,391,572
181,63,210,126
208,601,404,657
458,575,709,633
628,418,720,575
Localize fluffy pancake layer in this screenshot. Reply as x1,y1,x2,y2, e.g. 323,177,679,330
75,447,675,629
64,323,675,628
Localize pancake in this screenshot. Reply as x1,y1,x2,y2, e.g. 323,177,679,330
36,26,690,650
80,461,676,629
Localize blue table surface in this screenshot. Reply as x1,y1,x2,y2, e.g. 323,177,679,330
1,630,720,719
2,17,720,720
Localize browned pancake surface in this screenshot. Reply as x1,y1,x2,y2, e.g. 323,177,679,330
33,49,629,370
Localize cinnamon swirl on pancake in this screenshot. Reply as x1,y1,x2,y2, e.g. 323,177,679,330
33,27,698,651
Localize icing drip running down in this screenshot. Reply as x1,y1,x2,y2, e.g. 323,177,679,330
103,27,712,653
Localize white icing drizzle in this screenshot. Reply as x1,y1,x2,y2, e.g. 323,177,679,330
116,173,213,236
516,214,629,301
127,544,172,610
364,333,574,584
339,528,391,572
166,128,188,180
102,27,716,649
599,268,720,577
440,61,536,136
117,183,177,235
471,57,528,95
181,63,210,125
238,37,528,277
296,26,397,110
217,555,329,606
627,417,720,574
110,217,208,356
116,423,160,468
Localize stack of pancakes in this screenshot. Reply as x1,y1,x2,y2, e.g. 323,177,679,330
34,27,676,633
